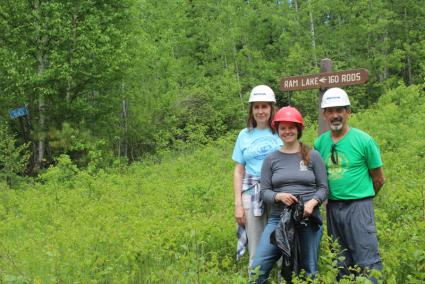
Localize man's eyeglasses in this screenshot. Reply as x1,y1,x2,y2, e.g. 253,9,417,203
331,144,338,165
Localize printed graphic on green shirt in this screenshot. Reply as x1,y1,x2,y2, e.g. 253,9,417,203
325,152,349,180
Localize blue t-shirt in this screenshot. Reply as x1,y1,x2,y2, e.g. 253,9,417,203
232,128,282,177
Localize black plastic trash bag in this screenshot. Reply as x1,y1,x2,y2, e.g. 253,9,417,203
270,196,323,283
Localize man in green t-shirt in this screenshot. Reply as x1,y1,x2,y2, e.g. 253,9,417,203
314,88,385,283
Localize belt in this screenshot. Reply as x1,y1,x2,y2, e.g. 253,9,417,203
328,196,373,204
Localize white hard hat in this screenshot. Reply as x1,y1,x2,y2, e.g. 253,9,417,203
248,85,276,103
321,87,351,109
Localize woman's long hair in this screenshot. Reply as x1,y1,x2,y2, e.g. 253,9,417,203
246,102,277,133
295,123,311,165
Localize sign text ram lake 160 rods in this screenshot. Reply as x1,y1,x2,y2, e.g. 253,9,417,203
280,68,368,91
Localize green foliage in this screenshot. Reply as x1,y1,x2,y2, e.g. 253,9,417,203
0,122,30,187
2,0,425,166
115,0,425,161
0,0,138,168
48,122,114,170
0,0,425,281
0,135,239,282
39,154,79,188
2,85,425,283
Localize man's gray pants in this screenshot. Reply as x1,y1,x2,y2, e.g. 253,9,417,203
326,198,383,283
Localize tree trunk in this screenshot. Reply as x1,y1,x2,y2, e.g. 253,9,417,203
34,0,48,170
308,0,317,67
221,37,228,68
406,54,412,85
66,14,78,103
382,32,389,82
233,44,244,109
294,0,299,12
36,56,46,169
120,97,128,159
404,7,412,85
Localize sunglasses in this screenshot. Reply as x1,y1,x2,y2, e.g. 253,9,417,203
331,144,338,165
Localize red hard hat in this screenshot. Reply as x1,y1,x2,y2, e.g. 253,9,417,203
272,106,304,129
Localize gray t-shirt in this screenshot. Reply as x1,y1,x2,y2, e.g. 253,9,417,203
261,149,328,217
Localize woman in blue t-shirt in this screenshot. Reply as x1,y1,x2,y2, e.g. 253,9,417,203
232,85,282,269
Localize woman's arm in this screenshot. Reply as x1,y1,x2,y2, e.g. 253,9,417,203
304,151,329,217
233,163,245,225
311,150,329,203
260,155,276,206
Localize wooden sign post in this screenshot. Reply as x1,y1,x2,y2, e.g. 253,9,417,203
279,59,369,134
319,59,332,134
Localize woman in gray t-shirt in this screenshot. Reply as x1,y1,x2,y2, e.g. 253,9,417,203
250,106,328,283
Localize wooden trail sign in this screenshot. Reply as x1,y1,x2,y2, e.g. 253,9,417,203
277,59,369,135
280,68,368,91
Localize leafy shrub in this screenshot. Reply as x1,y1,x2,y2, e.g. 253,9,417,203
0,121,30,187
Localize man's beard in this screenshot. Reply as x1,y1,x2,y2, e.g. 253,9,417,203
330,120,343,131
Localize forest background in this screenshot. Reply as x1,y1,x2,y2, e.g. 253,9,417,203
0,0,424,283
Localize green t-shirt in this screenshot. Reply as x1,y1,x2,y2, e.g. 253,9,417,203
314,127,383,200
